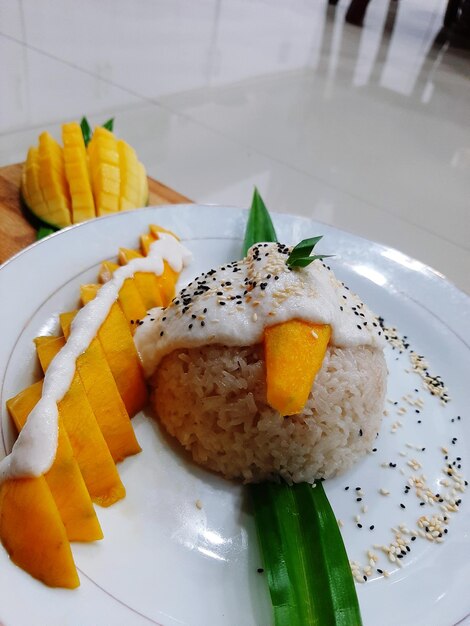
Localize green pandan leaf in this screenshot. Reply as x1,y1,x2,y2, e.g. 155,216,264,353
243,190,361,626
102,118,114,132
242,188,277,255
80,117,92,146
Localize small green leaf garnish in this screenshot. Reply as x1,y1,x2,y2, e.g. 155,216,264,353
80,116,114,145
36,226,56,240
242,188,277,255
102,118,114,132
286,236,334,268
80,117,92,146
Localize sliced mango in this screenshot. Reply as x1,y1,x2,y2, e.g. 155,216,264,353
88,127,120,216
80,283,100,305
97,304,148,416
99,260,119,284
65,296,148,418
140,234,178,306
34,335,65,371
6,382,103,542
149,223,180,241
140,233,154,256
75,339,141,462
117,140,141,210
119,248,164,310
0,476,79,588
21,147,49,222
62,122,95,223
117,278,148,329
37,132,72,227
59,313,141,462
264,320,331,416
59,311,77,339
35,336,126,507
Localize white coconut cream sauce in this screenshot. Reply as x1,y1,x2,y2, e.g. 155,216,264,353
0,234,192,482
135,242,385,378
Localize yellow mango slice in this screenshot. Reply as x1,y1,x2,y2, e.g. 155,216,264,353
99,260,119,283
66,297,148,417
117,140,141,209
117,278,148,329
80,283,100,305
21,147,49,220
89,264,148,328
58,313,141,462
34,337,126,507
88,127,121,216
149,224,180,241
98,303,148,416
75,339,141,462
138,161,148,207
140,234,178,306
264,320,331,416
62,122,95,223
37,132,72,227
140,233,154,256
6,382,103,542
59,311,77,339
0,476,79,588
119,248,164,310
34,335,65,371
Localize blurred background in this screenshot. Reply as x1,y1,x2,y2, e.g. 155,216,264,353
1,0,469,291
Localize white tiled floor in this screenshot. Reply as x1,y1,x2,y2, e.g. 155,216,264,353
1,0,469,292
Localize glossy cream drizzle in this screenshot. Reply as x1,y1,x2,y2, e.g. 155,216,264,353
135,242,385,378
0,233,192,482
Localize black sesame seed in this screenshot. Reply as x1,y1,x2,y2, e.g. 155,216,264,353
369,525,375,530
400,504,405,509
356,497,362,502
344,486,350,491
357,523,363,529
188,324,193,330
160,331,164,337
257,568,264,574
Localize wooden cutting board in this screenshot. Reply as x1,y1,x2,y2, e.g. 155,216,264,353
0,163,192,265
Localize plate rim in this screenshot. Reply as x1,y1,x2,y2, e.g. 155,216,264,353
0,204,469,626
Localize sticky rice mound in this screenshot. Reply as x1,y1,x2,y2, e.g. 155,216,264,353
152,343,387,483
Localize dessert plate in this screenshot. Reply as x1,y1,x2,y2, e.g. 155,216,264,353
0,205,469,626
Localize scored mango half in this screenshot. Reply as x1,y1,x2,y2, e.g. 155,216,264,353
264,320,331,416
21,122,148,229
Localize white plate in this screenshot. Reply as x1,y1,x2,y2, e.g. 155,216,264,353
0,205,469,626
